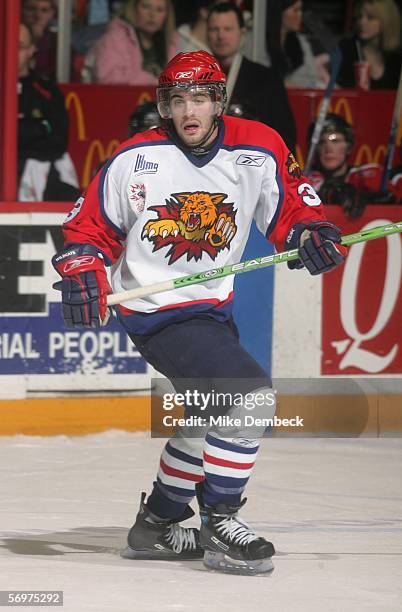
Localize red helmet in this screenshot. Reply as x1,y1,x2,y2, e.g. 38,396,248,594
157,51,227,119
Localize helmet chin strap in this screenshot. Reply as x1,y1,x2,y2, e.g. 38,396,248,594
166,118,220,156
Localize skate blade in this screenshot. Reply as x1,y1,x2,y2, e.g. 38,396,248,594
203,550,274,576
121,546,203,561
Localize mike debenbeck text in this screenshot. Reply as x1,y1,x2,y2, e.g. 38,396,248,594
162,415,304,427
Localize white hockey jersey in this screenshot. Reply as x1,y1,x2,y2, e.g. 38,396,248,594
63,116,326,334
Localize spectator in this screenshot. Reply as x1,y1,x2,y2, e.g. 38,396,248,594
176,0,213,53
128,100,161,136
18,23,80,202
86,0,178,84
306,113,393,218
337,0,402,89
207,2,297,151
266,0,330,89
21,0,58,80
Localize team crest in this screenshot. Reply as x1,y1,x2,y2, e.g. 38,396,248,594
141,191,237,264
286,152,302,179
130,183,146,213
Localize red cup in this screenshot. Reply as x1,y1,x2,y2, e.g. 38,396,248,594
354,61,370,91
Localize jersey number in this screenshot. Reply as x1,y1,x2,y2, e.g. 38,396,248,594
297,183,321,207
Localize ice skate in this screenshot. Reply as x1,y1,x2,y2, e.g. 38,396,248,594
196,486,275,575
121,492,204,560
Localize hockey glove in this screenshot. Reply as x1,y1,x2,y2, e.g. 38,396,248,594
286,220,347,275
52,244,112,328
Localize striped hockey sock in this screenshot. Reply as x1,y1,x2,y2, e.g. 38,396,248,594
146,438,204,519
202,432,259,507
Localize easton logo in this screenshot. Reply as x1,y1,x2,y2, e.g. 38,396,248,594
134,154,159,175
236,154,267,167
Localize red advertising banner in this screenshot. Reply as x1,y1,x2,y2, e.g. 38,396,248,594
288,89,399,168
59,85,399,191
60,84,155,189
322,205,402,375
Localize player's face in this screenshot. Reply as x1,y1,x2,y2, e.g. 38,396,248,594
282,1,303,33
19,24,36,77
170,89,216,147
356,5,381,41
318,131,349,174
134,0,168,35
207,11,244,65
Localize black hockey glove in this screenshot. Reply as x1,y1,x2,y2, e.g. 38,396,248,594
52,244,112,328
286,220,347,275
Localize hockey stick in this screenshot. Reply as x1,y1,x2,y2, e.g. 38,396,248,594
380,65,402,192
107,221,402,306
304,46,342,175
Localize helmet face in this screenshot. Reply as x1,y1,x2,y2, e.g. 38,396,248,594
157,51,227,119
128,101,161,137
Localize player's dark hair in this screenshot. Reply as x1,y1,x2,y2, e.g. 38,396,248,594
207,2,245,29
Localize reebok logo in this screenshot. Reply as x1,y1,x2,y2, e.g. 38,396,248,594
134,154,159,175
63,256,95,273
175,70,194,78
236,154,267,167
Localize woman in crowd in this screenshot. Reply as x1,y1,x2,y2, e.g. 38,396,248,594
266,0,330,89
176,0,213,54
337,0,401,89
88,0,178,85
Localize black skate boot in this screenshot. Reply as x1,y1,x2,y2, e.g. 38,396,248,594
196,485,275,575
121,492,204,560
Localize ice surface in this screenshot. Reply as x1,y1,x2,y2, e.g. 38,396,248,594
0,431,401,612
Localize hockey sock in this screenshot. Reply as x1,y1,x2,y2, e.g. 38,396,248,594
202,432,259,507
147,439,204,520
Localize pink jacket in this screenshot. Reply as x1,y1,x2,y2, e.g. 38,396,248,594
93,17,178,85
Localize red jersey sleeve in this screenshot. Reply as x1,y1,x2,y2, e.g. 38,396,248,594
254,126,327,252
62,168,126,265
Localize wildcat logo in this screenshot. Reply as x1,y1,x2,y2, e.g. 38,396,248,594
286,152,302,178
142,191,237,264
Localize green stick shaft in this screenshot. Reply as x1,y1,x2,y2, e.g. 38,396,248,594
107,221,402,306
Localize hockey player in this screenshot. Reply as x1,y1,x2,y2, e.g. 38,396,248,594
127,101,161,138
306,113,394,218
52,51,346,575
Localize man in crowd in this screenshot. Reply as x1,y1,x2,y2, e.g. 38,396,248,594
18,23,80,201
207,2,297,151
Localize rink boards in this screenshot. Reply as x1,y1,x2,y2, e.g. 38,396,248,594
0,205,401,434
